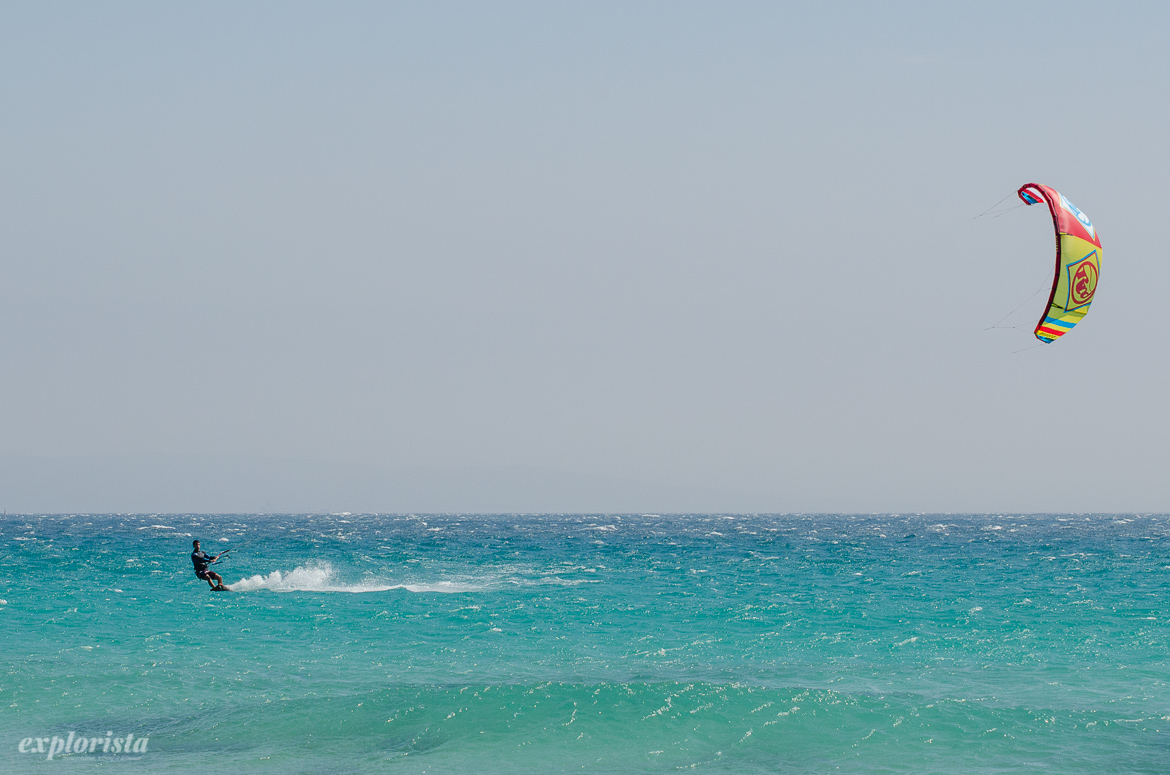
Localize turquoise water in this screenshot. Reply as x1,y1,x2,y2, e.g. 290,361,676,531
2,513,1169,773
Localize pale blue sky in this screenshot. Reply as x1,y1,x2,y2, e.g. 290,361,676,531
1,2,1167,512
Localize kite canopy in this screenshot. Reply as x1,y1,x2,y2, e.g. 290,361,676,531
1017,183,1101,343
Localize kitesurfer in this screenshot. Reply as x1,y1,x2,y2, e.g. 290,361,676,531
191,540,227,590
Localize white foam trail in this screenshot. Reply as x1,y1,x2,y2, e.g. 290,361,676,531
228,562,483,594
530,577,601,586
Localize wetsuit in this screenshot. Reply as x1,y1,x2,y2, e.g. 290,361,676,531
191,550,217,580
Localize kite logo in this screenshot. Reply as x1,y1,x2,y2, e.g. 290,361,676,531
1059,194,1096,239
1068,256,1098,309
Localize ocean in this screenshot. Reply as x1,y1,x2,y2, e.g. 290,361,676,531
2,513,1168,773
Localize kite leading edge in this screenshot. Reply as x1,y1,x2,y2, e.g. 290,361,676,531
1017,183,1101,343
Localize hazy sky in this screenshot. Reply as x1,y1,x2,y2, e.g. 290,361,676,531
2,2,1168,513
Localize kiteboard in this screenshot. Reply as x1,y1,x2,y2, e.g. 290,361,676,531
210,585,232,592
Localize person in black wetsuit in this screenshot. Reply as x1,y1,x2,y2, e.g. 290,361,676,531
191,540,226,589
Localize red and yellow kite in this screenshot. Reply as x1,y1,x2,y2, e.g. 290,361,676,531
1017,183,1101,343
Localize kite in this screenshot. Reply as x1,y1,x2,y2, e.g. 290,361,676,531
1017,183,1101,343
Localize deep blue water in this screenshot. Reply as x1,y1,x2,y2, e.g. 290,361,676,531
2,513,1169,773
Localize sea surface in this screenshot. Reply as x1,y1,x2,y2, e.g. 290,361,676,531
2,513,1169,773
